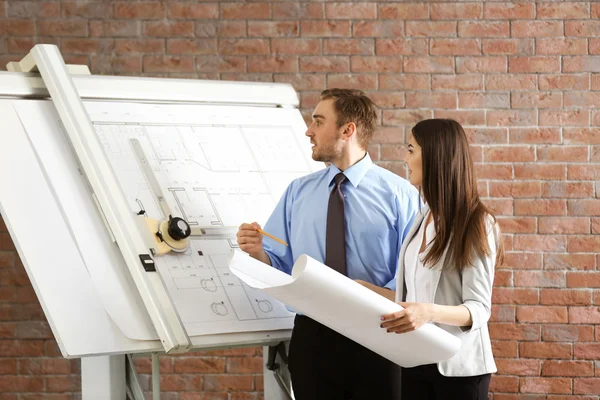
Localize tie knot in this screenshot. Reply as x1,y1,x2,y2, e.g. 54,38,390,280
334,173,347,186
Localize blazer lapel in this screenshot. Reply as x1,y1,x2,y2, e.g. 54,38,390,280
396,205,428,302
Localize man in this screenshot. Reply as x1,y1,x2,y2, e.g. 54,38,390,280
237,89,420,399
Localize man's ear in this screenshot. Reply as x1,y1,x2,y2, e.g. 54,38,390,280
341,122,357,140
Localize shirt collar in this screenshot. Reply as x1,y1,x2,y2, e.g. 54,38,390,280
327,153,373,188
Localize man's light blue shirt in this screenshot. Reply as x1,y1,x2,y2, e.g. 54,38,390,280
263,154,420,290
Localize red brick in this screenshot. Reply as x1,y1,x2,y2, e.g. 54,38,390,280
376,39,428,56
514,235,566,252
457,56,507,73
432,74,483,90
220,73,271,83
517,306,568,324
404,57,454,73
91,55,142,74
90,21,140,37
380,74,430,90
569,307,600,324
167,3,218,19
272,39,320,55
132,356,173,374
248,22,298,38
166,39,217,55
515,271,566,288
484,146,534,162
568,200,600,216
272,3,321,19
567,272,600,289
380,144,407,161
568,236,600,253
208,21,246,38
114,2,164,19
574,344,600,360
19,359,71,375
568,165,600,180
485,199,513,216
327,74,377,90
538,147,589,163
406,21,457,38
492,340,518,358
114,39,164,54
325,3,376,19
564,57,600,73
405,92,457,109
226,357,263,374
520,377,572,394
273,74,325,91
463,127,506,144
512,92,562,109
510,57,561,73
179,394,227,400
486,74,537,90
38,20,87,36
512,21,563,37
565,92,600,108
574,378,600,395
490,375,519,393
487,110,536,127
7,2,59,18
484,3,535,19
483,38,534,55
431,3,482,20
565,20,600,37
219,39,269,55
352,21,404,37
174,358,225,374
159,374,203,391
143,21,193,37
459,21,509,37
143,55,193,73
492,288,539,305
520,342,572,359
301,21,350,37
540,74,590,91
515,199,566,216
438,109,487,126
379,4,429,20
324,39,373,55
537,38,588,56
542,182,593,198
221,3,270,19
431,39,481,56
544,254,595,271
248,56,297,73
203,375,254,392
510,128,561,144
496,359,540,375
543,325,595,342
0,376,43,392
495,269,513,286
0,340,44,357
382,110,433,126
542,110,590,126
373,127,407,144
539,217,590,234
474,164,513,180
591,39,600,55
351,57,403,73
538,2,590,19
489,323,540,341
300,56,348,73
496,217,536,234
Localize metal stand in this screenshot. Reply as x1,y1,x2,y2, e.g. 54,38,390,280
82,355,126,400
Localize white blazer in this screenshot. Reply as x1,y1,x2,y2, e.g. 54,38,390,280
395,205,499,377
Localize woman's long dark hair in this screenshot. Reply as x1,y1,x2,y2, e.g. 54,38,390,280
412,119,504,271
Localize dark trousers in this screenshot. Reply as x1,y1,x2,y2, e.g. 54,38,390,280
402,363,491,400
288,315,401,400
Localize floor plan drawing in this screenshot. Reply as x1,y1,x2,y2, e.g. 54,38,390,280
86,102,320,336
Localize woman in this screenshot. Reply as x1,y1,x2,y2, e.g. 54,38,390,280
381,119,503,399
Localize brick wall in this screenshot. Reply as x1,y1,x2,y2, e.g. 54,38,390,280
1,1,600,398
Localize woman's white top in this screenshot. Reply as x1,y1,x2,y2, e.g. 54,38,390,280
404,210,437,304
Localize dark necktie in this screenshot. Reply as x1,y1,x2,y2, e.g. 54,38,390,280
325,172,347,275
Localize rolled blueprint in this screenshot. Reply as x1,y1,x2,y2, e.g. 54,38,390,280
229,250,461,368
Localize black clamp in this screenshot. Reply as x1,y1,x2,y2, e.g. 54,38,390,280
266,341,288,371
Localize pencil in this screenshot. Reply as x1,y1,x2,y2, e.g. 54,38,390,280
256,228,289,246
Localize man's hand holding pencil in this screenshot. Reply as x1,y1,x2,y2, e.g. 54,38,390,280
236,222,287,266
